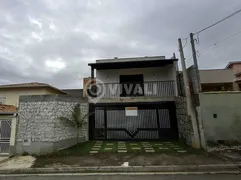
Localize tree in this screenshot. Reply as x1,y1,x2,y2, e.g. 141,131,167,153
58,104,93,146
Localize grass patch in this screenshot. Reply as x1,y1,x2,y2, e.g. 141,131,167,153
37,141,204,157
38,141,95,157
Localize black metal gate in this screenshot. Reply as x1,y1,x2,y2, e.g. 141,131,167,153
0,119,12,154
89,101,178,140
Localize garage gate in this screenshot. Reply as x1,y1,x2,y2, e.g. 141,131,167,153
89,101,178,141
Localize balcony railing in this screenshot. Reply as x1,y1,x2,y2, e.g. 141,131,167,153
94,81,175,99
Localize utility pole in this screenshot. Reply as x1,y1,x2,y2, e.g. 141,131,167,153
178,38,201,148
190,33,202,92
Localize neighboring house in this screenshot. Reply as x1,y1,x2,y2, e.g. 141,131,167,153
178,62,241,94
0,104,17,154
0,82,67,107
199,69,236,92
197,61,241,92
88,56,179,141
61,89,84,98
226,61,241,90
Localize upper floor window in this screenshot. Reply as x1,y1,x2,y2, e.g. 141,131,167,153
0,97,6,104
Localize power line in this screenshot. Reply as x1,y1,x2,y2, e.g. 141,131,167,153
194,8,241,35
197,29,241,53
181,8,241,40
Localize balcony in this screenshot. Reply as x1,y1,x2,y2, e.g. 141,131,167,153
92,81,176,99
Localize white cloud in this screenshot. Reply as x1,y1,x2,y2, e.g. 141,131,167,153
45,58,66,72
28,16,42,29
31,32,43,41
0,0,241,89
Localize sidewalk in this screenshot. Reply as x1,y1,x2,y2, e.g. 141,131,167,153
0,153,240,174
34,153,232,168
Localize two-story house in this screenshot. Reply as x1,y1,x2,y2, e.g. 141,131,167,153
87,56,179,141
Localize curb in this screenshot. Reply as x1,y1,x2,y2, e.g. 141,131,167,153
0,164,240,174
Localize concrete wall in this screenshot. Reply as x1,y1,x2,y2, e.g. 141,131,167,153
0,87,65,107
199,92,241,144
15,95,88,155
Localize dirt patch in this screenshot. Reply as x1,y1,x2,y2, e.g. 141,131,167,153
33,153,230,168
214,150,241,162
0,156,36,169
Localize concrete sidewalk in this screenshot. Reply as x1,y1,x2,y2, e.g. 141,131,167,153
0,154,240,175
0,164,240,174
34,152,233,167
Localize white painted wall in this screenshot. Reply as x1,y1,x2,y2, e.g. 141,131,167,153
96,64,178,96
96,64,176,83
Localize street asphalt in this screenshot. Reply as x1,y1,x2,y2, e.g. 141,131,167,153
0,173,240,180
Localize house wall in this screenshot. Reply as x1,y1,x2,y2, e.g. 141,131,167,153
199,69,235,84
96,65,175,83
230,63,241,75
0,87,64,107
199,92,241,144
15,95,88,155
96,64,178,95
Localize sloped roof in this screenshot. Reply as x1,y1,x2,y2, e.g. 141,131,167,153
0,104,17,114
0,82,50,88
0,82,67,94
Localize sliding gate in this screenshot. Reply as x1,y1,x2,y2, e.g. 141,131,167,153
89,102,178,140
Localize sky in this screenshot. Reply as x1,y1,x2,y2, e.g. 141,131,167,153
0,0,241,89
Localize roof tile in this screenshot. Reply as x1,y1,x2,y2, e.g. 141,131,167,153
0,82,48,88
0,82,67,94
0,104,17,113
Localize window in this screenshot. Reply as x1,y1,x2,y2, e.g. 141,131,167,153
0,97,6,104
